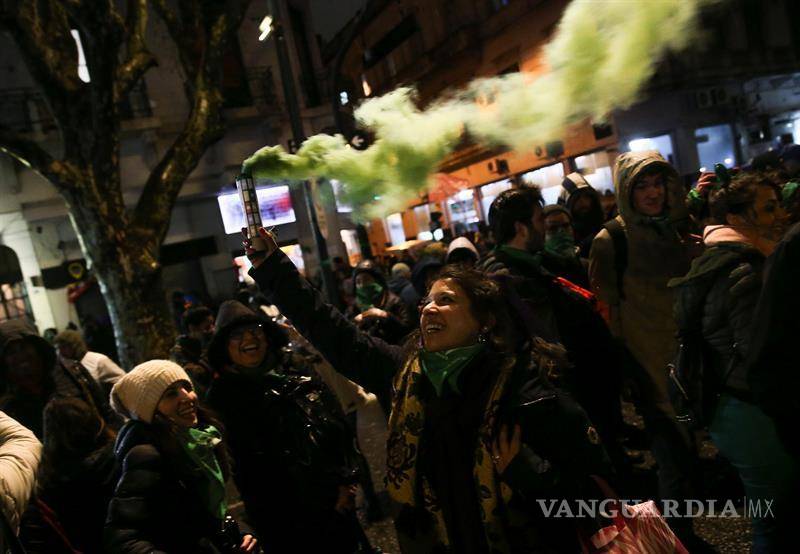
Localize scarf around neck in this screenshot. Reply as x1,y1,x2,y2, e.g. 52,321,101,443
177,425,227,520
419,343,484,396
497,245,543,270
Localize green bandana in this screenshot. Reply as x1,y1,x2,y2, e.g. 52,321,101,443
544,230,577,259
356,282,384,311
783,181,800,207
420,343,485,396
177,425,227,520
497,245,543,270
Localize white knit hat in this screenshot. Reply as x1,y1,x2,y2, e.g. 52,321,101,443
110,360,192,423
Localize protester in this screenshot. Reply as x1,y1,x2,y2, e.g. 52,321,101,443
244,228,612,553
205,301,369,553
345,260,413,346
445,236,480,267
670,171,795,551
559,172,606,257
0,411,41,552
478,187,628,474
171,306,216,397
541,204,590,288
388,262,421,320
0,320,119,439
20,398,117,553
410,255,444,297
589,150,706,547
105,360,257,553
54,329,125,396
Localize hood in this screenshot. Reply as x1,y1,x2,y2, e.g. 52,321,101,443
702,225,755,247
446,237,479,262
351,259,387,294
613,151,688,225
411,256,445,296
0,319,56,376
113,419,155,461
207,300,288,371
558,172,598,209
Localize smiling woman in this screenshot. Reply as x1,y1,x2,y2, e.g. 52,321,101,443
245,227,613,553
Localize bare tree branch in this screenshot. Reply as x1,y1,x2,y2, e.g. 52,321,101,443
150,0,197,81
0,125,81,190
115,0,157,103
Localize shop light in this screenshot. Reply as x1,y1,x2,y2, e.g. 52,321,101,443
258,15,274,41
70,30,90,83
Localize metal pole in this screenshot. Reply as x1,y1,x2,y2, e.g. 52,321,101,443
268,0,340,306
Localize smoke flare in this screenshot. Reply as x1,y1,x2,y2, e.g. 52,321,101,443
244,0,719,219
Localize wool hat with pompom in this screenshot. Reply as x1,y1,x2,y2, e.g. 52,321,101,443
110,360,191,423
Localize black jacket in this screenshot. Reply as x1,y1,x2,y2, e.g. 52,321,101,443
387,275,421,320
0,320,119,438
671,242,765,398
747,222,800,457
20,443,118,553
347,261,413,345
251,250,612,552
205,301,364,553
104,420,237,554
477,249,625,452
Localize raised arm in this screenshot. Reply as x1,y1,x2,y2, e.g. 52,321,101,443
249,243,404,411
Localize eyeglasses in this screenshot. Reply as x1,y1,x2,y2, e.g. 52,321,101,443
228,323,264,342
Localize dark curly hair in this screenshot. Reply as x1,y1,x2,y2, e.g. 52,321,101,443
488,186,544,245
709,171,782,224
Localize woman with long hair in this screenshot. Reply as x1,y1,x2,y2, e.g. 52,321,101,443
244,228,611,553
104,360,257,553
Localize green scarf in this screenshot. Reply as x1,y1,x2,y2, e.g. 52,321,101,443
497,245,543,271
420,343,485,396
356,282,384,311
177,425,227,520
544,230,577,259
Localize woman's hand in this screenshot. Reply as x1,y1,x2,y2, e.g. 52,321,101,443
242,227,278,269
239,533,258,553
354,308,388,324
492,424,521,474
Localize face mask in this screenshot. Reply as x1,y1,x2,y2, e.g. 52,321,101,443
544,229,576,258
356,282,384,310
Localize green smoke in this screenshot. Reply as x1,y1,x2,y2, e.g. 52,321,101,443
244,0,719,219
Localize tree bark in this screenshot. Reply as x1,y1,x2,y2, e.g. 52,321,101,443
0,0,250,368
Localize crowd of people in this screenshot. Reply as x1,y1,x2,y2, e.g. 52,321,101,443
0,146,799,552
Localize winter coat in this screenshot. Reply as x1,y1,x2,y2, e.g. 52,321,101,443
0,412,40,533
105,420,238,554
205,300,363,553
477,248,625,461
20,443,117,553
746,222,800,457
346,261,413,345
670,229,766,398
589,151,694,410
251,250,612,553
0,320,119,439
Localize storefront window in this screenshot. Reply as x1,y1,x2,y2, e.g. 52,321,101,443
520,162,566,205
628,134,674,164
447,189,479,235
385,213,406,246
414,204,431,239
330,179,353,213
695,124,735,171
574,150,614,194
479,179,513,220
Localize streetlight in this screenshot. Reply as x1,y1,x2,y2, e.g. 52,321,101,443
257,1,340,307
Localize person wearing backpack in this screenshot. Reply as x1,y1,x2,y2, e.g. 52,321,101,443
205,301,369,553
670,171,796,552
588,151,707,549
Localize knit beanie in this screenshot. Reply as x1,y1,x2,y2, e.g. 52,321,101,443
110,360,191,423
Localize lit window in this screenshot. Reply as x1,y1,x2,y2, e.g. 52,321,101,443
385,213,406,246
695,125,735,169
628,134,674,162
520,163,566,205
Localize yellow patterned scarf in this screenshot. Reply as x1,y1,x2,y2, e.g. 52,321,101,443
385,354,517,551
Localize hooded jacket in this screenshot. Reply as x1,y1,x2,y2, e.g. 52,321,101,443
0,412,40,534
205,301,364,553
445,237,480,264
559,172,606,256
0,320,118,438
346,260,413,345
589,151,693,410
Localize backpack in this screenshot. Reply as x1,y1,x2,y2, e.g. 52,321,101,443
603,219,628,300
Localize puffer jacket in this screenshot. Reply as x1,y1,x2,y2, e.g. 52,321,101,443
0,412,41,533
589,151,694,408
104,420,236,554
0,320,119,439
670,228,766,397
